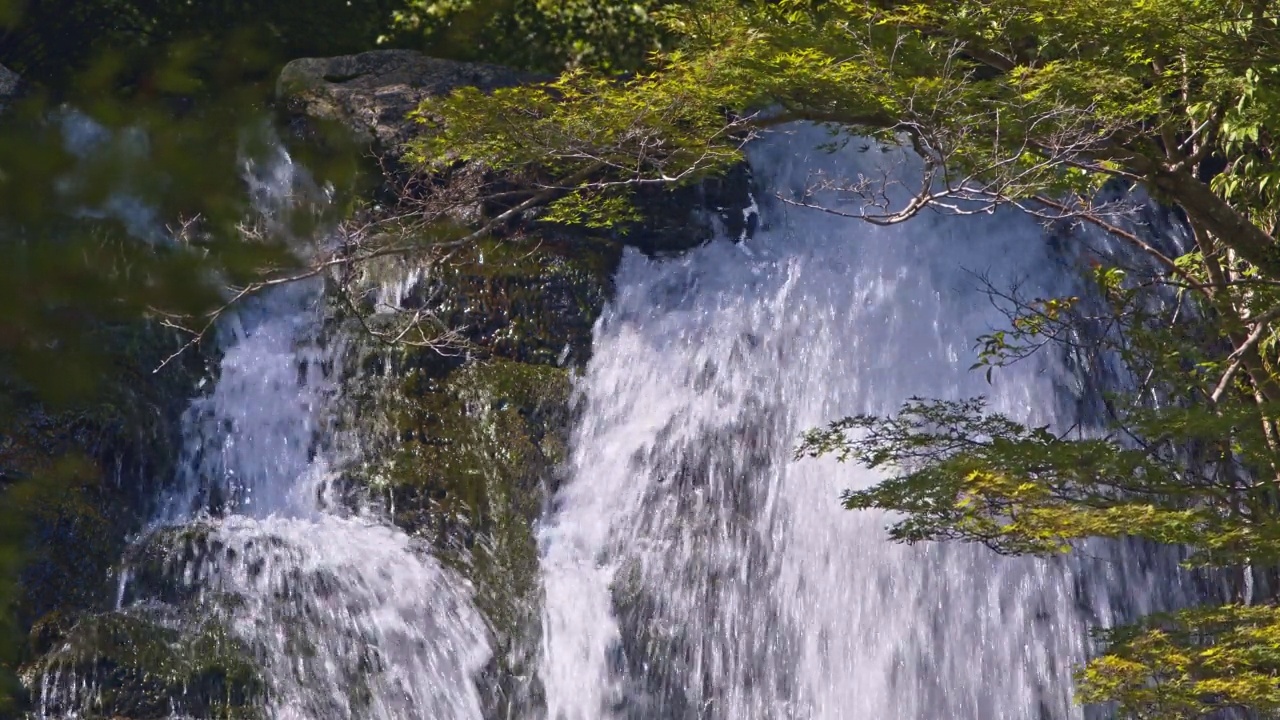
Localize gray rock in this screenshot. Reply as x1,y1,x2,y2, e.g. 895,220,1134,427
277,49,534,152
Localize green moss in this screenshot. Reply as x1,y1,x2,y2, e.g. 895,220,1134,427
467,232,621,280
25,609,264,719
378,359,569,536
347,357,568,711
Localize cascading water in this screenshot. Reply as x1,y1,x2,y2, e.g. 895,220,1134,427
165,146,491,720
537,126,1189,719
40,135,493,720
159,281,489,719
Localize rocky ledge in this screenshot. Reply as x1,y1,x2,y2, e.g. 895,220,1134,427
277,49,535,152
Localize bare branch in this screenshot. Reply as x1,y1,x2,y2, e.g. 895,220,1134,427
1211,304,1280,404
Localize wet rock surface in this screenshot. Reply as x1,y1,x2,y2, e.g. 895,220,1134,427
26,608,263,719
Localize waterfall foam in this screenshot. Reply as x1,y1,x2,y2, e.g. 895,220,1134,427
537,126,1186,719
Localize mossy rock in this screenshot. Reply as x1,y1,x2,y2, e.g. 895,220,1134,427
340,356,568,716
24,608,263,719
114,523,226,609
339,230,619,373
336,223,605,617
370,358,569,567
0,318,209,711
444,233,617,366
0,453,131,635
0,397,182,645
325,181,631,716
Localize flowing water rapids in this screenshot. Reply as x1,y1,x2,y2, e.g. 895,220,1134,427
37,124,1192,719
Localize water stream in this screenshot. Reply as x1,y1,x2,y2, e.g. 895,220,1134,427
159,147,491,720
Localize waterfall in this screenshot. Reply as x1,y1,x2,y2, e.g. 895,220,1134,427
156,285,489,719
162,144,490,720
91,137,492,720
28,115,1194,719
537,125,1187,719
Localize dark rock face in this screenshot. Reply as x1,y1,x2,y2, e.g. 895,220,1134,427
422,235,620,366
277,49,534,153
629,162,756,255
3,325,210,714
2,328,203,620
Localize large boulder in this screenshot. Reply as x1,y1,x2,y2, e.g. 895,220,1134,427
277,49,533,153
25,608,263,719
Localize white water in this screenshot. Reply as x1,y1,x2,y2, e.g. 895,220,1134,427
161,280,489,719
537,127,1183,719
54,138,492,720
170,145,490,720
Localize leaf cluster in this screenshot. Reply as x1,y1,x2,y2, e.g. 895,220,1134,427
404,53,757,229
386,0,670,73
798,397,1280,563
1079,604,1280,718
